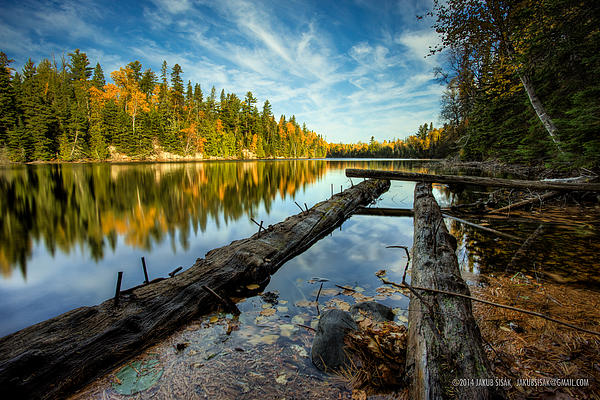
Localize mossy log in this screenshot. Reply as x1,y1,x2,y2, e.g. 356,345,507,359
406,182,505,399
0,179,390,400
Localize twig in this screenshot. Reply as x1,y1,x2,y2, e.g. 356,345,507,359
294,201,305,213
316,282,323,302
508,224,544,270
442,213,521,241
201,285,241,316
380,278,600,337
335,284,355,292
489,191,559,215
386,245,411,282
295,323,316,332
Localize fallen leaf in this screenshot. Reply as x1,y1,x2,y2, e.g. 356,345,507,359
280,324,296,337
209,316,219,323
295,300,317,307
276,374,287,384
249,334,279,345
291,344,308,358
260,308,276,316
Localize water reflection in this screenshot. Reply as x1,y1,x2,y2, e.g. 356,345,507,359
0,159,434,336
0,160,433,279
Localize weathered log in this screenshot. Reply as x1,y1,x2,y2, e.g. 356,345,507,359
355,207,520,241
407,182,504,399
346,169,600,191
0,179,390,400
488,191,559,214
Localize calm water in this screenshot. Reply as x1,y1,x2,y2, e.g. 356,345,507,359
1,159,599,338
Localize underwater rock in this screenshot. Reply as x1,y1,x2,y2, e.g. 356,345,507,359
349,301,394,322
311,309,358,371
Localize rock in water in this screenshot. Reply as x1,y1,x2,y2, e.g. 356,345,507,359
349,301,394,322
311,309,358,371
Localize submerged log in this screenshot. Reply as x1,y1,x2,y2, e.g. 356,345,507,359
407,182,504,399
346,169,600,191
0,179,390,400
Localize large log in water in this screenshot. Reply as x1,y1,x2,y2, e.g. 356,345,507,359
346,169,600,191
0,179,390,400
407,183,505,399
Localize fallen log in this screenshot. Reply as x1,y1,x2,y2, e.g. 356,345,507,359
346,169,600,191
0,179,390,400
407,182,505,399
488,191,559,214
355,207,521,241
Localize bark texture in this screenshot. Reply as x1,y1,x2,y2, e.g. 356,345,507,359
346,169,600,191
406,182,504,399
0,179,390,400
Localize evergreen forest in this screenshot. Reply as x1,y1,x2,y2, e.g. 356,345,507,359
0,50,328,162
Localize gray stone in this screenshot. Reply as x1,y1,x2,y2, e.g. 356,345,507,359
311,309,358,371
349,301,394,322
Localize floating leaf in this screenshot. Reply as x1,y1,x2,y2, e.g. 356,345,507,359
246,284,260,290
328,298,351,311
249,334,279,345
354,286,365,293
291,315,305,325
260,308,276,316
280,324,296,337
295,300,317,308
279,300,288,305
291,344,308,358
311,288,339,297
262,303,273,309
396,315,408,323
112,359,163,395
375,269,387,277
276,306,289,313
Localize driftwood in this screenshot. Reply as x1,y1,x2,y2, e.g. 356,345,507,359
346,169,600,191
407,182,505,399
488,191,559,214
0,179,390,400
355,207,520,241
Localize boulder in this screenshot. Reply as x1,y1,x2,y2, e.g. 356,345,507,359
349,301,394,322
311,309,358,371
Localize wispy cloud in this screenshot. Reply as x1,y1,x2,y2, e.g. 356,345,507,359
0,0,445,142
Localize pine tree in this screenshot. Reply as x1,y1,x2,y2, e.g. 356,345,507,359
91,63,105,89
0,52,17,147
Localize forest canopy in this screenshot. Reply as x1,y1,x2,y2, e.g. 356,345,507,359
0,50,328,161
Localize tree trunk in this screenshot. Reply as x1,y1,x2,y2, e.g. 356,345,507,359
519,73,563,153
407,182,504,399
0,179,390,400
345,169,600,192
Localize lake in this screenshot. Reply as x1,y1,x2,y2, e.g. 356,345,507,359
1,159,598,340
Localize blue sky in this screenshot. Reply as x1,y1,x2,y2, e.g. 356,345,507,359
0,0,444,143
